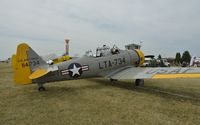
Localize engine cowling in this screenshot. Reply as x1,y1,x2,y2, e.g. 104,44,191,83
134,49,145,66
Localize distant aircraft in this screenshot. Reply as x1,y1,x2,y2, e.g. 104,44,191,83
190,56,200,67
12,43,200,91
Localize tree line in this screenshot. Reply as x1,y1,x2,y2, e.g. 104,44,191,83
175,51,191,65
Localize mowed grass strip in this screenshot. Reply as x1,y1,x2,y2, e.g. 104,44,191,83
0,63,200,125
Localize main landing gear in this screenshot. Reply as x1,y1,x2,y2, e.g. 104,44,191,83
37,83,46,92
110,79,118,82
135,79,144,86
109,78,144,86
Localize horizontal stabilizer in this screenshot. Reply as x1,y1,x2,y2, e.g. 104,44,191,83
29,68,49,80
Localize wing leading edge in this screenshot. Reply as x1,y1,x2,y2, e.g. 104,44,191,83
103,67,200,80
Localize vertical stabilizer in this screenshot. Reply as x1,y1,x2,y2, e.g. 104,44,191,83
13,43,32,84
12,43,48,85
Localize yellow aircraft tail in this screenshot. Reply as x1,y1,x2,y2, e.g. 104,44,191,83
12,43,47,85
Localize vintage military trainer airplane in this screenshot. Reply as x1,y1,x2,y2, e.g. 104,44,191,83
12,43,200,91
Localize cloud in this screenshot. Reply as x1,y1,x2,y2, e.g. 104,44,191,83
0,0,200,59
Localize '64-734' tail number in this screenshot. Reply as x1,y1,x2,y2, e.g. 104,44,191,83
21,60,40,68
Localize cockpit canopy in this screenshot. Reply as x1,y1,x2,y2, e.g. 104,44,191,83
84,45,120,57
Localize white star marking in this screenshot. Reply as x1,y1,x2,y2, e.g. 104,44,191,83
69,64,81,77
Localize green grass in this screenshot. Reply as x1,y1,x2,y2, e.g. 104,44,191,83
0,63,200,125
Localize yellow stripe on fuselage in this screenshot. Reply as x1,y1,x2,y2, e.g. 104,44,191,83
153,74,200,79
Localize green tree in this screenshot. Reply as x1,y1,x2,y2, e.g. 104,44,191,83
175,52,181,65
157,54,165,67
181,51,191,64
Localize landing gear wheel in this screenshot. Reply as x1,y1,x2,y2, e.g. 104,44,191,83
38,86,46,92
110,79,118,82
135,79,144,86
37,83,46,92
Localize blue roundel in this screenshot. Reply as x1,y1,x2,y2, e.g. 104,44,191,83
68,63,83,78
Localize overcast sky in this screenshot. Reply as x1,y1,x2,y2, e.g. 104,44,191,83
0,0,200,60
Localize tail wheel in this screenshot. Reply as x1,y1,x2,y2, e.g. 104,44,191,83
37,83,46,92
38,87,46,92
135,79,144,86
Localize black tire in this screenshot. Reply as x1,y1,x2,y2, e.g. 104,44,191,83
38,87,46,92
110,79,118,82
135,79,144,86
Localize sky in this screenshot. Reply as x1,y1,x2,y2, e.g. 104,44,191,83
0,0,200,60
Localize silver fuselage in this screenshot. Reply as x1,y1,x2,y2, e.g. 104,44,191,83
34,50,140,83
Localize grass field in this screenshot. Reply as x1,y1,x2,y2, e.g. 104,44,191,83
0,63,200,125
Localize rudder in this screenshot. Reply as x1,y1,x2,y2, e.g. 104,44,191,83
13,43,32,84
